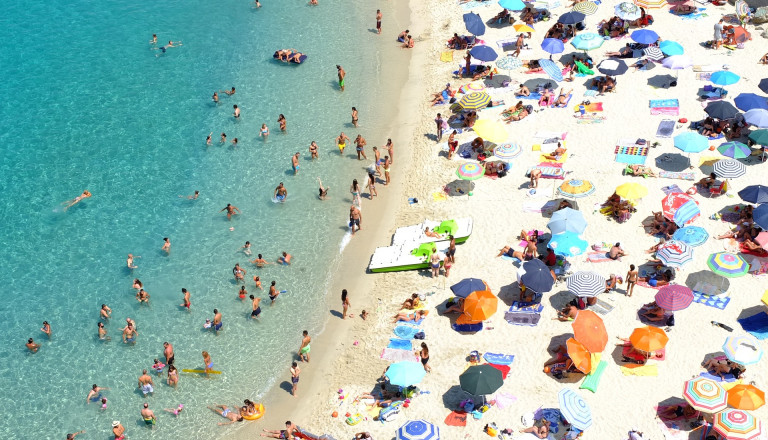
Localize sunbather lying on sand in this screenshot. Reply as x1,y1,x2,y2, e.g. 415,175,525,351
702,358,745,379
627,164,657,177
553,88,572,107
392,310,428,323
639,305,667,321
497,240,538,261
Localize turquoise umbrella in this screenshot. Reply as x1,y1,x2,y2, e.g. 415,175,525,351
711,70,741,86
749,129,768,146
549,231,588,257
499,0,526,10
571,33,604,51
386,361,427,387
672,226,709,247
659,40,684,56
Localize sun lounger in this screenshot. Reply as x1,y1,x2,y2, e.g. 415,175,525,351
452,322,483,333
658,170,695,180
737,312,768,340
579,360,608,393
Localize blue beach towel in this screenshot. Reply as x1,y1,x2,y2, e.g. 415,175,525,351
737,312,768,340
616,154,647,165
393,325,421,340
518,92,542,100
700,372,736,382
692,292,730,310
649,99,679,108
452,322,483,333
388,338,413,350
483,353,515,365
656,119,676,138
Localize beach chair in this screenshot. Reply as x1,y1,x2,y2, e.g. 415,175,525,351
708,181,725,197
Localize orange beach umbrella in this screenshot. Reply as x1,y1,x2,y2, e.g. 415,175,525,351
566,338,592,373
572,310,608,353
629,326,669,353
727,384,765,410
461,289,498,322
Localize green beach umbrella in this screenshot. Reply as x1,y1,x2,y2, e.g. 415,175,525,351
459,364,503,396
718,141,751,159
749,129,768,146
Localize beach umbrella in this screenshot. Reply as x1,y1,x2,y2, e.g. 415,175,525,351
723,334,763,366
597,59,628,76
760,79,768,94
744,109,768,128
714,159,746,179
738,185,768,204
711,70,741,86
464,81,486,93
463,12,486,36
565,338,592,373
718,142,751,160
672,226,709,247
659,40,684,56
704,101,741,120
496,56,523,75
571,33,604,51
661,192,700,226
615,182,648,200
450,278,489,298
754,231,768,250
549,231,588,257
634,0,668,8
548,207,587,234
644,46,664,61
539,59,564,82
748,129,768,145
714,409,762,440
456,162,484,196
520,259,555,293
735,93,768,111
513,24,535,33
616,2,642,19
753,204,768,229
469,45,498,62
764,289,768,306
386,362,427,387
462,289,498,321
655,284,694,311
458,92,491,110
631,29,659,44
674,132,708,153
629,326,669,353
559,11,586,24
558,179,595,198
459,364,503,396
727,385,765,411
493,143,522,161
558,389,593,430
656,241,694,268
566,271,605,297
573,1,598,14
707,252,749,278
735,0,751,17
684,377,728,412
684,270,730,295
397,420,439,440
472,119,507,143
572,310,608,353
499,0,526,9
662,55,692,70
541,38,565,55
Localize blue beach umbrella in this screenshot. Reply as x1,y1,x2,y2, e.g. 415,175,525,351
386,362,427,387
718,141,751,159
539,59,564,82
450,278,489,298
734,93,768,111
541,38,565,55
710,70,741,86
559,11,586,24
548,207,588,234
744,109,768,128
521,259,555,293
549,231,588,257
754,204,768,230
674,132,709,153
673,226,709,247
738,185,768,204
397,419,440,440
558,389,593,430
571,33,604,51
631,29,659,44
463,12,486,36
469,45,498,62
499,0,526,10
659,40,684,56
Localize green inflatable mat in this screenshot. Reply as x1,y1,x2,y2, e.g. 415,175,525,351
579,360,607,393
574,60,594,75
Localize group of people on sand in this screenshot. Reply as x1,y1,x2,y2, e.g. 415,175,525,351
601,192,637,223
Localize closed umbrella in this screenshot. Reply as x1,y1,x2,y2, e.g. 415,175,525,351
738,185,768,204
566,338,592,373
727,385,765,411
469,45,498,62
744,109,768,128
748,129,768,145
723,334,763,365
558,389,593,430
462,289,498,321
456,162,484,196
493,143,522,161
566,271,605,297
450,278,489,298
558,179,595,198
571,33,604,51
661,192,700,226
463,12,486,36
655,284,694,311
397,420,440,440
472,119,507,143
459,364,503,396
704,101,741,120
644,46,664,61
718,142,751,159
629,326,669,353
714,409,762,440
572,310,608,352
549,231,588,257
615,182,648,199
573,1,598,14
707,252,749,278
714,159,746,179
548,207,587,234
597,59,628,76
672,226,709,247
386,362,427,387
559,11,586,24
631,29,659,44
684,376,728,412
616,2,642,19
734,93,768,111
458,91,491,110
539,59,564,82
655,240,694,267
541,38,565,55
659,40,684,56
499,0,526,9
711,70,741,86
520,259,555,293
634,0,668,9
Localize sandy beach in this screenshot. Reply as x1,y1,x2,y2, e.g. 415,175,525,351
244,0,768,439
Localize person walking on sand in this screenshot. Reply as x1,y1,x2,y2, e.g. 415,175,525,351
465,51,472,77
418,342,431,372
250,295,262,319
626,264,638,297
351,107,359,127
290,362,300,396
435,113,445,141
341,289,350,319
337,65,346,91
430,250,441,277
219,203,241,220
382,156,391,185
366,172,377,199
299,330,311,362
376,9,383,34
180,288,191,310
349,205,362,235
354,135,367,160
162,237,171,254
291,152,300,175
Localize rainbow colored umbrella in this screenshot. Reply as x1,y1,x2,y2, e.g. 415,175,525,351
684,376,728,412
655,240,694,268
714,409,762,440
558,179,595,198
493,143,522,161
458,91,491,110
463,81,486,92
655,284,694,311
719,142,751,159
707,252,749,278
456,162,485,196
723,334,763,366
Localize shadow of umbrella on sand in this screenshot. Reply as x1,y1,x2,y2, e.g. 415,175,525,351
647,74,676,88
444,179,476,197
522,77,557,90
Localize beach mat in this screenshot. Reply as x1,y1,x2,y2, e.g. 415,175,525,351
387,338,413,350
580,360,608,393
662,184,683,195
504,311,542,326
489,363,511,379
656,119,676,138
656,404,701,423
444,411,468,426
623,344,666,361
659,170,695,181
393,324,421,340
651,107,680,116
692,292,730,310
573,103,603,112
381,348,419,362
700,372,737,383
737,312,768,340
616,154,647,165
586,251,612,263
484,353,515,365
696,72,712,81
440,51,454,62
527,163,566,180
621,364,658,376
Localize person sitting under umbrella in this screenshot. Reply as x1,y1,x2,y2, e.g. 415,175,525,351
443,297,465,314
761,52,768,64
516,84,530,97
657,403,698,420
542,142,566,161
698,172,717,189
542,346,583,377
472,65,492,80
489,8,511,24
639,303,667,321
520,419,552,439
615,336,664,364
637,269,673,288
556,304,579,321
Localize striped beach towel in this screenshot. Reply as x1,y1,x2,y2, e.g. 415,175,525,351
649,99,679,108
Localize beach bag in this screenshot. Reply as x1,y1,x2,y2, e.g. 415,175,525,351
414,331,425,340
646,15,654,25
666,314,675,327
460,399,475,412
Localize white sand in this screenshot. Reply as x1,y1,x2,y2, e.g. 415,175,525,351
275,0,768,439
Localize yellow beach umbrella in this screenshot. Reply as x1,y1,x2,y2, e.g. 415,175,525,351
472,120,508,143
762,289,768,306
513,24,535,33
615,182,648,200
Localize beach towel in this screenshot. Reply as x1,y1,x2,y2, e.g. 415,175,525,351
658,170,695,181
651,107,680,116
707,133,724,140
656,120,676,138
622,344,666,361
575,114,606,124
505,302,543,326
692,291,730,310
522,200,552,213
737,312,768,340
493,392,517,409
580,360,608,393
432,192,448,201
586,251,612,263
393,324,421,340
637,279,662,290
573,102,603,112
444,411,468,426
440,51,454,62
621,364,658,376
519,92,542,100
381,348,419,362
583,89,598,97
650,99,679,108
695,72,712,81
693,64,721,72
591,298,615,316
387,338,413,350
700,372,737,383
527,163,566,180
452,322,483,333
484,353,515,365
489,363,511,379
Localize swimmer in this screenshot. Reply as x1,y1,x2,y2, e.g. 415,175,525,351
277,251,292,265
250,253,272,267
212,92,219,104
98,322,110,341
290,362,300,396
150,34,157,45
206,132,212,145
67,430,86,439
238,285,247,301
223,87,236,96
152,359,166,375
250,295,262,319
136,288,150,304
179,190,199,199
220,132,227,144
232,137,239,147
241,241,252,256
317,177,329,200
26,337,40,353
62,190,92,211
87,384,110,404
219,203,241,220
41,321,51,339
162,237,171,254
122,322,138,344
140,403,157,427
155,40,182,56
112,421,125,440
336,132,350,155
268,281,280,304
233,263,246,283
309,141,319,160
299,330,311,363
274,182,287,202
292,152,300,175
208,405,244,425
100,304,112,320
337,65,346,91
181,288,191,310
260,124,269,139
133,278,143,290
233,104,240,119
127,253,139,269
212,309,223,334
277,114,286,131
203,350,214,376
254,0,262,7
253,276,263,289
167,365,179,387
163,404,184,416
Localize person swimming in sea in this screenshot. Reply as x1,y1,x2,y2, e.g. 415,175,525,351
62,190,92,211
155,40,182,56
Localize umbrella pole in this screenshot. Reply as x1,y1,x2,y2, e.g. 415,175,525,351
468,180,473,196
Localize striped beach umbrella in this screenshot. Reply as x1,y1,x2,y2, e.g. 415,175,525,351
558,389,593,430
723,334,763,366
714,409,762,440
655,284,694,311
397,419,440,440
548,208,587,234
571,33,604,51
539,58,564,82
493,143,522,161
707,252,749,278
573,1,599,15
558,179,595,198
566,271,605,297
714,159,746,179
549,231,588,257
672,226,709,247
644,46,664,61
464,81,486,92
616,2,642,19
659,40,684,56
718,142,751,159
735,0,750,18
684,376,728,412
662,192,700,226
656,240,694,268
458,92,491,110
456,162,484,180
727,385,765,411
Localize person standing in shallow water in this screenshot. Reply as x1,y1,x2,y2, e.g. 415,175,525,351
337,65,346,91
376,9,382,34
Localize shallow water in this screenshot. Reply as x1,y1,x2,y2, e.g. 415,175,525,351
0,0,399,438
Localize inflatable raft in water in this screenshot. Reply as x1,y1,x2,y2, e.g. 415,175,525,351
273,50,307,64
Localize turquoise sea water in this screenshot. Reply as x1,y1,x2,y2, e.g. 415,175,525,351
0,0,402,438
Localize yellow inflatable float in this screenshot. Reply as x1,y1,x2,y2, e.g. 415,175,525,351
243,403,265,420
